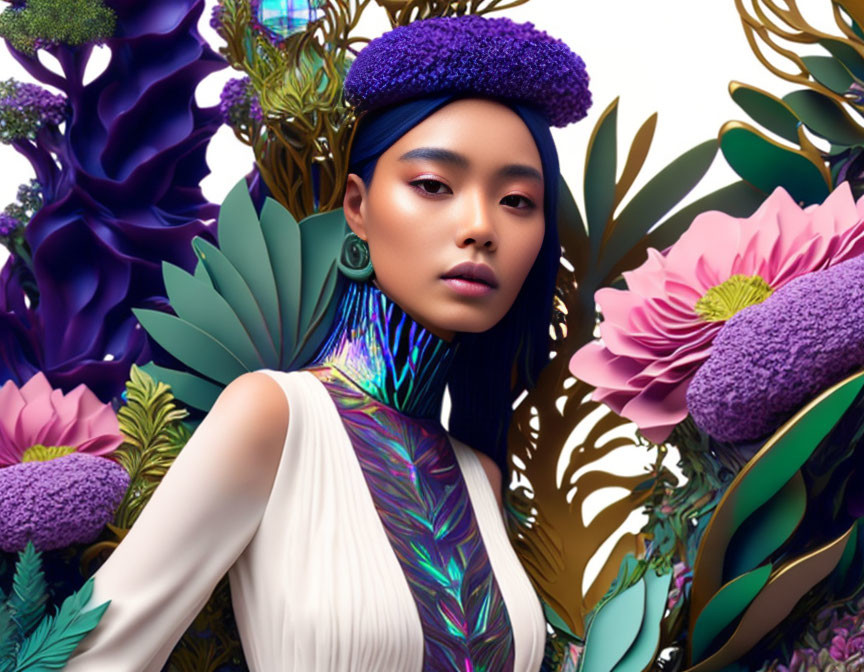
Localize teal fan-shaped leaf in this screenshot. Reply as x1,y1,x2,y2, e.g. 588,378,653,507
132,179,347,412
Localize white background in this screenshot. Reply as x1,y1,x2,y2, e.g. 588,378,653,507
0,0,841,591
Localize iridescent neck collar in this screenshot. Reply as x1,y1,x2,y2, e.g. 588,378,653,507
311,280,458,420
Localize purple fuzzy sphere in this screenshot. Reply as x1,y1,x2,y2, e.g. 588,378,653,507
0,452,130,552
687,253,864,442
343,15,591,128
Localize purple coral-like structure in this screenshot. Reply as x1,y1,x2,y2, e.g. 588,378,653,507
0,0,226,403
686,253,864,442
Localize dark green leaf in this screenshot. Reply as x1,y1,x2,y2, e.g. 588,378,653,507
691,564,772,663
730,83,800,144
802,55,856,94
819,38,864,80
720,123,830,206
783,89,864,145
8,542,47,640
723,471,806,581
584,99,619,256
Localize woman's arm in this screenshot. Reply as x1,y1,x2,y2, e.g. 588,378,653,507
64,371,289,672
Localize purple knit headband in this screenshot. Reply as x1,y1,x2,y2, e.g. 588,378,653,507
343,15,591,128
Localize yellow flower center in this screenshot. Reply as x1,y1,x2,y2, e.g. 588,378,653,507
21,444,77,462
694,274,774,322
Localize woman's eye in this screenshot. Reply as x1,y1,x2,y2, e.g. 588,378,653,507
501,194,535,209
410,179,451,196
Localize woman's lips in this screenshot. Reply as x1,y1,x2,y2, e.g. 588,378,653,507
442,276,495,297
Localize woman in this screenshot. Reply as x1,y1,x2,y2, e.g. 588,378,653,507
65,14,590,672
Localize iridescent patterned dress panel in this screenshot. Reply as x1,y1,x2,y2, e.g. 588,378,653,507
308,366,516,672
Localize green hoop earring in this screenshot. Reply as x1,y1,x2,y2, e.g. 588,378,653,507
337,232,374,281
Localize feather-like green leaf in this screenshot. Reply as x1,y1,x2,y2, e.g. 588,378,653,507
719,123,830,206
691,564,773,663
612,568,673,672
602,139,717,275
258,197,302,364
132,308,248,385
217,179,282,350
729,83,800,144
802,55,856,94
8,542,47,640
584,99,619,256
14,576,110,670
0,596,18,666
191,237,278,364
723,471,806,582
162,261,264,368
138,362,222,412
581,576,646,672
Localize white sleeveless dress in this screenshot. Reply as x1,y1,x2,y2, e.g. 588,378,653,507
65,369,547,671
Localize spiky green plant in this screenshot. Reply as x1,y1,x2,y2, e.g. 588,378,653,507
0,0,115,54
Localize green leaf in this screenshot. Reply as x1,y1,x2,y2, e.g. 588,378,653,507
802,55,856,94
723,471,806,582
162,261,264,368
8,541,47,640
783,89,864,146
602,139,717,276
217,179,282,351
612,569,673,672
584,99,619,256
138,362,223,412
730,83,800,144
0,598,18,666
691,564,773,663
191,237,278,365
258,197,302,363
543,600,578,639
557,173,587,267
14,576,111,670
720,123,830,206
581,576,646,672
132,309,248,385
819,38,864,80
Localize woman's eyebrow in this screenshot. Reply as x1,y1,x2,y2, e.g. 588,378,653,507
398,147,542,183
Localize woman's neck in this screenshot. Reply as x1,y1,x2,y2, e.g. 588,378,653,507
310,280,459,420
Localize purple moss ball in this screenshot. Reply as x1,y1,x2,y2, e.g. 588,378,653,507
344,15,591,128
0,452,130,552
687,253,864,442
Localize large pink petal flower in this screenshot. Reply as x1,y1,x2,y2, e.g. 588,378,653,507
0,371,123,466
569,182,864,443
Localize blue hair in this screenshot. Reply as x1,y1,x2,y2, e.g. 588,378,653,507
347,94,560,486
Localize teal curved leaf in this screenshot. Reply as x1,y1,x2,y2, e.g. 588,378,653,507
581,576,646,672
612,568,673,672
801,55,856,94
138,362,223,412
191,237,278,365
162,261,264,368
131,309,248,385
217,180,282,350
783,89,864,146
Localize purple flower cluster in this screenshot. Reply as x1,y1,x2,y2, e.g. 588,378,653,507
687,253,864,441
0,452,129,552
0,78,66,143
0,212,18,236
344,15,591,128
761,597,864,671
219,77,264,128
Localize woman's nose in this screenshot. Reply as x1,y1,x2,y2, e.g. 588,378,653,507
457,196,498,251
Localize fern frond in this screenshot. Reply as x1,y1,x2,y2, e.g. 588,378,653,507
14,577,110,671
8,542,48,640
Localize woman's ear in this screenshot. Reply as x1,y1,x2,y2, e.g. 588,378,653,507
343,173,369,241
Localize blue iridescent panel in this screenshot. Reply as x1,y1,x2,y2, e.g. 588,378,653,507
309,366,516,672
255,0,324,39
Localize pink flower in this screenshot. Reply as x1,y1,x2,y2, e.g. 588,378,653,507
569,183,864,443
0,371,123,466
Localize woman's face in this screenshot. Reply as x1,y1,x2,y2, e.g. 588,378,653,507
343,97,546,342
